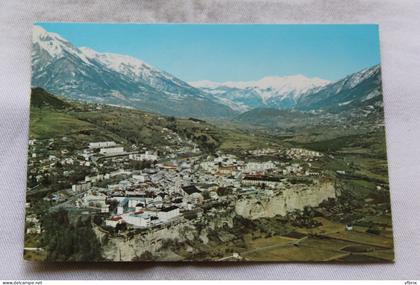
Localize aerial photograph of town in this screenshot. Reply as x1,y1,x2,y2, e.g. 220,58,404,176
24,24,394,262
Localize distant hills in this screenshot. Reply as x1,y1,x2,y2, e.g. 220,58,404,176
29,87,286,153
31,25,384,121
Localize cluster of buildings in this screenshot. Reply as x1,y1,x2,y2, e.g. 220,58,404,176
249,148,278,156
285,148,323,161
27,136,329,234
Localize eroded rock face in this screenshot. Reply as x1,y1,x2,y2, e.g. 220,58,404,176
92,182,335,261
235,181,336,220
93,221,195,261
93,209,237,261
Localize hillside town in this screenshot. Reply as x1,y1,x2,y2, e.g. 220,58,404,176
26,135,332,237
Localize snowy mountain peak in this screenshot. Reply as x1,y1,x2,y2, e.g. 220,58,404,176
189,80,222,89
79,47,150,75
31,25,381,118
343,64,380,89
78,47,191,90
33,25,67,45
190,75,329,94
32,25,93,65
32,25,69,58
31,26,236,118
190,75,330,108
248,75,329,94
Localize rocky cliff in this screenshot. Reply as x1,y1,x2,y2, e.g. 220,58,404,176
93,220,196,261
93,208,237,261
235,181,336,219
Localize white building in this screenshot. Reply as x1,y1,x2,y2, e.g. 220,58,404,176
132,174,145,182
244,161,276,173
99,146,124,155
82,191,107,207
89,141,116,149
157,206,180,223
106,169,132,179
123,212,152,228
85,174,104,183
129,151,158,161
127,197,147,208
72,182,92,192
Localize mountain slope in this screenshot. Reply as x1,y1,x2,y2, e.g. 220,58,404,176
30,87,71,109
296,65,383,112
31,26,236,119
29,88,284,154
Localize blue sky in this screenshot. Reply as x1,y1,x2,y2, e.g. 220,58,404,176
38,23,380,82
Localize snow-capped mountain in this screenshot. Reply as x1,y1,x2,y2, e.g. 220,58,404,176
78,47,197,94
31,26,235,118
31,25,382,119
190,65,382,114
232,65,384,129
296,65,383,112
191,75,329,98
190,75,330,111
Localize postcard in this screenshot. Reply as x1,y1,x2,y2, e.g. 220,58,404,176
24,23,393,262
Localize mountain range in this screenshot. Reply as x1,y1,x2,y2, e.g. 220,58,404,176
31,25,384,120
32,26,233,118
190,75,330,111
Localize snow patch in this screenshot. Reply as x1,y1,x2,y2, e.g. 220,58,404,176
362,89,381,101
190,75,330,102
338,100,353,106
